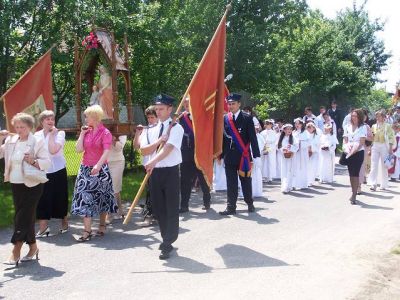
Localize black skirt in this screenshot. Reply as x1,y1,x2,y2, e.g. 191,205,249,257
347,150,365,177
36,168,69,220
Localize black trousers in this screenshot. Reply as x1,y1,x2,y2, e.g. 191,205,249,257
225,164,253,210
11,183,44,245
149,166,180,246
180,161,211,209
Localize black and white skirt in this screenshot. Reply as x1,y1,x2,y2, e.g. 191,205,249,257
71,164,118,217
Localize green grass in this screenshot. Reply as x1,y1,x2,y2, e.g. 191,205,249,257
0,137,144,228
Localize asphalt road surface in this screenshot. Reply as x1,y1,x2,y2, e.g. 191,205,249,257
1,163,400,299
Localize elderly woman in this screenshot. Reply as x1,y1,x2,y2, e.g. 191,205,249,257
0,113,51,267
34,110,69,237
106,134,127,223
368,109,395,191
71,105,118,242
343,109,366,205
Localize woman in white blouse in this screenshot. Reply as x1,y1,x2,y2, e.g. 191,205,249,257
34,110,69,237
107,134,127,222
1,113,51,267
343,109,366,205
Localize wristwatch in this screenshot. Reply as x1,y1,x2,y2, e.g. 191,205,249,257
32,159,38,165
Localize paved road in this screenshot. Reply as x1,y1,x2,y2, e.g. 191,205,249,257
1,163,400,300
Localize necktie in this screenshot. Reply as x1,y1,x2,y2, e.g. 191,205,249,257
158,123,164,138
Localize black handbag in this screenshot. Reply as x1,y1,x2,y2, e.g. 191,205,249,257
339,152,348,166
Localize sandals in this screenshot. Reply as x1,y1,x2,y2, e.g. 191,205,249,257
95,224,106,237
77,230,92,242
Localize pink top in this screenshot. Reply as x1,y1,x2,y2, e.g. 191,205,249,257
82,124,112,166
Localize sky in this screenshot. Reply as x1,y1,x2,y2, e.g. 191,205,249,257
306,0,400,92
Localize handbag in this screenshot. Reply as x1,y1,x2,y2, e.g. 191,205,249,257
339,152,348,166
384,154,395,169
22,161,48,183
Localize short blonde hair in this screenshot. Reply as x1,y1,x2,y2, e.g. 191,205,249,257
375,109,386,118
84,105,104,121
11,112,35,129
38,110,55,124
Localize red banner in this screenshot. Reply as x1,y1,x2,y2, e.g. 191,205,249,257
186,10,227,187
2,51,54,131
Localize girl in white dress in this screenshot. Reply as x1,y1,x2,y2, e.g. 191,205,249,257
213,159,227,191
274,123,282,180
260,119,277,182
305,122,320,186
319,123,338,183
252,124,265,197
277,124,299,193
293,118,311,189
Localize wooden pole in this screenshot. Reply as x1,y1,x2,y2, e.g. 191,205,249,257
123,4,232,225
123,111,185,225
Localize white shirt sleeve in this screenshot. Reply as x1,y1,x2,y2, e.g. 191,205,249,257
56,131,66,147
166,124,184,150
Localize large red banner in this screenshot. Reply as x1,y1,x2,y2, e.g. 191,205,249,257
2,51,54,131
186,11,227,187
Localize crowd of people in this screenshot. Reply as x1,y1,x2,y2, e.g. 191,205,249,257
1,96,400,264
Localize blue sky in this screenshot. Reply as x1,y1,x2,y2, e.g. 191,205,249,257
307,0,400,92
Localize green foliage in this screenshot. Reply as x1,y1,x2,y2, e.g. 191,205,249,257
358,88,392,113
0,0,391,125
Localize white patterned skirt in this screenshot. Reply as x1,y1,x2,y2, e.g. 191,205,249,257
71,164,118,217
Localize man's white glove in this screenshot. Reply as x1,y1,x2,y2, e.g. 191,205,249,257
253,157,262,169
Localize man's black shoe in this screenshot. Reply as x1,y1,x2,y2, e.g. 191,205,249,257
179,207,189,214
202,204,210,210
159,245,173,260
248,204,255,213
219,209,236,216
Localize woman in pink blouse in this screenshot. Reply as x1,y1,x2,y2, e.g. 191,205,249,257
71,105,118,242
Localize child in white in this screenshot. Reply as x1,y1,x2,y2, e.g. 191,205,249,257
252,124,266,197
278,124,299,193
260,119,277,182
274,124,282,179
306,122,320,186
391,124,400,180
213,159,227,191
293,118,311,189
319,124,338,183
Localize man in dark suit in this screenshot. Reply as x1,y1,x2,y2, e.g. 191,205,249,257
179,97,211,213
220,93,261,215
327,100,344,137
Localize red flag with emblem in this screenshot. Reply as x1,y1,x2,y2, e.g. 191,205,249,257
2,50,54,131
185,8,228,187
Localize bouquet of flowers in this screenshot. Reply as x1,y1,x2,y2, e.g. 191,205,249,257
82,32,99,50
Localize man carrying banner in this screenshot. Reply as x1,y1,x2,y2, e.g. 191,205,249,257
142,94,184,260
220,93,261,215
179,97,211,213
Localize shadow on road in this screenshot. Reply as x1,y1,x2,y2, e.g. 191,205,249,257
2,262,65,287
286,191,314,198
215,244,290,269
360,191,394,200
356,201,394,210
235,211,279,225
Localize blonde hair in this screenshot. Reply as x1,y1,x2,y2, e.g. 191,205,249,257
84,105,104,121
11,112,35,129
375,109,386,119
38,110,55,124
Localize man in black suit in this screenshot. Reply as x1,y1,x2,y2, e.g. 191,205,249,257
220,93,261,215
327,100,344,137
179,97,211,213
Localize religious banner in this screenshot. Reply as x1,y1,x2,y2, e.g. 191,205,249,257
2,50,54,131
185,8,228,186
